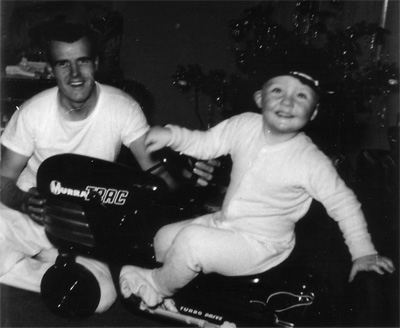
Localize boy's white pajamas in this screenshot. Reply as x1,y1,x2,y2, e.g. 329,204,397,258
128,112,377,300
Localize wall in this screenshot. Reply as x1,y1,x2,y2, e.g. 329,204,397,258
113,1,260,128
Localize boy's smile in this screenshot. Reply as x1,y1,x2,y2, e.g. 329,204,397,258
254,75,319,143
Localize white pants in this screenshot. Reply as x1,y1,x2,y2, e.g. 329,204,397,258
120,212,293,306
0,202,117,312
152,212,285,296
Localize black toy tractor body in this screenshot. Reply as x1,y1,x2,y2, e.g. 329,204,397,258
37,154,385,327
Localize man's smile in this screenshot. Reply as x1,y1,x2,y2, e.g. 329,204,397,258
69,81,85,87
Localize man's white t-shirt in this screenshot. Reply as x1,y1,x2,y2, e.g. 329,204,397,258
1,83,149,191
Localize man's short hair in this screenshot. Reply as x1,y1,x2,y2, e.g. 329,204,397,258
45,23,100,64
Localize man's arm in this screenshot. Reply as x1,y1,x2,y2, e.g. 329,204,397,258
0,146,46,224
0,146,29,211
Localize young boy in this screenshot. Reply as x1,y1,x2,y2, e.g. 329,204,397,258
119,71,395,308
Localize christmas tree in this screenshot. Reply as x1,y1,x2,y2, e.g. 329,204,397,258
173,1,398,156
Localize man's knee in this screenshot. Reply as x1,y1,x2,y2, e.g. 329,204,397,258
41,255,117,317
76,256,117,313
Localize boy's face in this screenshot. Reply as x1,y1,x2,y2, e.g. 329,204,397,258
48,37,98,107
254,75,319,136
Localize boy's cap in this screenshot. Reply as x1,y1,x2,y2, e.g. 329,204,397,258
265,69,321,96
288,71,320,95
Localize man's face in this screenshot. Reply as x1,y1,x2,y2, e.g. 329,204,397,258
49,37,98,107
254,75,319,136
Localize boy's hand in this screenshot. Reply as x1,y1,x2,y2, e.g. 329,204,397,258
145,126,173,153
349,254,395,282
145,126,221,186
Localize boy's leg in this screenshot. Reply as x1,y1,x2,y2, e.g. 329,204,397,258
153,218,195,262
120,216,204,308
153,213,223,263
121,218,273,306
153,223,266,296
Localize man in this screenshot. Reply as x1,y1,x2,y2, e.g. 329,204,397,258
0,23,216,313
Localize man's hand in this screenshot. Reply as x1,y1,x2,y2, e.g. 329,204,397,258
349,254,395,282
22,187,47,225
145,126,173,153
192,159,221,186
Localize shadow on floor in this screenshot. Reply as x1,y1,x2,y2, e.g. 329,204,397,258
1,284,175,327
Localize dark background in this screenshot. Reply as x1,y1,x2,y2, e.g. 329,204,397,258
1,1,399,131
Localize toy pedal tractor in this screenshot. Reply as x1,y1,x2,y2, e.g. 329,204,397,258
37,154,334,327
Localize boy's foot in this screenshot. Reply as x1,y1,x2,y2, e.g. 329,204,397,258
160,298,178,312
138,297,178,313
120,265,164,307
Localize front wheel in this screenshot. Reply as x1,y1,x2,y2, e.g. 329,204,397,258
41,254,101,318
